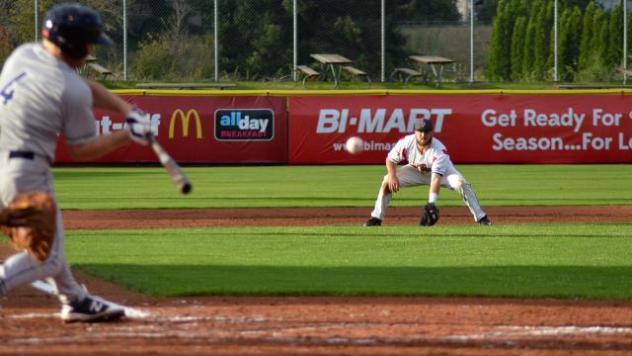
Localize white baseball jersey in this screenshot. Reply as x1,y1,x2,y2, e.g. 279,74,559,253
370,134,488,222
386,134,456,176
0,42,96,162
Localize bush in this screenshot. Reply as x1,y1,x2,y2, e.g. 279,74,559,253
575,56,615,83
131,34,214,81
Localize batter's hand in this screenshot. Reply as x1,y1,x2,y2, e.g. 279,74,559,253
387,174,400,193
125,108,151,145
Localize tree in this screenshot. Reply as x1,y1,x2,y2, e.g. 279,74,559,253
486,0,623,82
0,1,125,64
0,0,20,62
476,0,498,24
395,0,461,23
131,0,214,80
533,0,550,80
487,0,511,80
605,3,623,68
213,0,462,79
217,0,292,79
558,6,582,81
510,16,527,80
593,8,609,69
559,0,594,10
578,1,597,71
568,6,583,73
628,9,632,70
522,8,537,79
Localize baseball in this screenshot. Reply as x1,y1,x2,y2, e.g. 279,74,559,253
345,136,364,154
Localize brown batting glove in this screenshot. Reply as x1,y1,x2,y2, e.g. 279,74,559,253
0,192,57,262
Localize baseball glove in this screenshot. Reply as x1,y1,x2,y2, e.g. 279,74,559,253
419,203,439,226
0,192,56,262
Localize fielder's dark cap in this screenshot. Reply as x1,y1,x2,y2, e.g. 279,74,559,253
414,119,433,133
43,3,112,59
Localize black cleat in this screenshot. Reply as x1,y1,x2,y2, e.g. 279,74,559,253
364,217,382,226
477,215,492,226
60,295,125,323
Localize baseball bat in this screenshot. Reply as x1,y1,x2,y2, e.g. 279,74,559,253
148,134,192,194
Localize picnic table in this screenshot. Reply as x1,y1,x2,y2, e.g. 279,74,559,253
82,54,112,79
310,53,353,88
409,55,455,85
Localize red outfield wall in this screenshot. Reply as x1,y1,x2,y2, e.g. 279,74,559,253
55,95,287,163
289,94,632,164
55,92,632,164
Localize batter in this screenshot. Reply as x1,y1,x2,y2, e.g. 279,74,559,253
0,3,151,322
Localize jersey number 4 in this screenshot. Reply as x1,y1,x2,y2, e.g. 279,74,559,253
1,72,27,105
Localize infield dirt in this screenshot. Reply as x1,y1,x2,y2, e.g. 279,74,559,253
1,206,631,355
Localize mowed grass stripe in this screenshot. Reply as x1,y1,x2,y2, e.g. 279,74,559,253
65,224,632,299
53,164,632,209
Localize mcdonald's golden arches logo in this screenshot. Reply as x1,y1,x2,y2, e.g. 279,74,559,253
169,109,203,139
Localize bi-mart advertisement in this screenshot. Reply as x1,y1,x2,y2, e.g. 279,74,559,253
55,95,287,163
288,94,632,164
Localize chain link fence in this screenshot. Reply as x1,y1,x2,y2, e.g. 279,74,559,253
0,0,629,84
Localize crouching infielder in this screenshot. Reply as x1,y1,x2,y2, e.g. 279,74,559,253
364,119,492,227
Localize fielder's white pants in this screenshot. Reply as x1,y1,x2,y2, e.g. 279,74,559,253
0,154,86,304
370,164,487,223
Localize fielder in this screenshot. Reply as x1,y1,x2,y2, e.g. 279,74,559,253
0,3,151,322
364,118,492,227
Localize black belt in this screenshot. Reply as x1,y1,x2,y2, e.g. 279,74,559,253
9,150,35,160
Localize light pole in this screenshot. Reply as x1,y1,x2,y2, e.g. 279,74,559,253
554,0,558,82
469,0,474,83
214,0,218,81
293,0,297,82
624,0,628,84
34,0,39,41
123,0,128,80
381,0,385,82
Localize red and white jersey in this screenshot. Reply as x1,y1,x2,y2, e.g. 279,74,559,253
387,134,457,176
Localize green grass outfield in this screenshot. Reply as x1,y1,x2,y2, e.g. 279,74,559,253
68,225,632,299
43,165,632,299
53,164,632,209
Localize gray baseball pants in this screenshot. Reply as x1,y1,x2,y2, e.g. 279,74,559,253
0,153,86,304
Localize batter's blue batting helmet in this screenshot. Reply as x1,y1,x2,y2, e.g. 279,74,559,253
42,3,112,59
